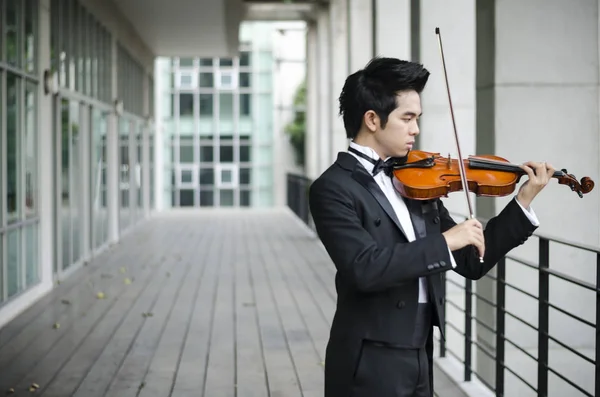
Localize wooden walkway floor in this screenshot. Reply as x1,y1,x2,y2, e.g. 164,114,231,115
0,208,465,397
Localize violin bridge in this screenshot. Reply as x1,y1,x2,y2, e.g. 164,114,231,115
447,153,451,169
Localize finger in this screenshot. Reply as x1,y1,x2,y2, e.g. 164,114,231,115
545,162,555,178
475,234,485,258
520,163,536,179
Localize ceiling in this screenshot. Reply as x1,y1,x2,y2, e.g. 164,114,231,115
111,0,316,57
111,0,245,57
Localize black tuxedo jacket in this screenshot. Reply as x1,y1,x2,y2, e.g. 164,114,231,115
308,152,537,397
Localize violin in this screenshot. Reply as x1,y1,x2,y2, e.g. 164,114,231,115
395,28,595,262
391,150,595,200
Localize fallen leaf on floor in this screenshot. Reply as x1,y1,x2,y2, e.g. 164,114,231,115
53,323,60,329
120,267,126,274
138,381,145,391
319,361,325,366
124,278,132,285
96,292,105,299
61,299,70,305
142,312,153,318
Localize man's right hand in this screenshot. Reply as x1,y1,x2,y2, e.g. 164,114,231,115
442,218,485,259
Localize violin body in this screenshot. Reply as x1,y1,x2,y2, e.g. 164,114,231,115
392,150,594,200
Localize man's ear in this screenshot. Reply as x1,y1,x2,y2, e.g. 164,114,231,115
363,110,379,133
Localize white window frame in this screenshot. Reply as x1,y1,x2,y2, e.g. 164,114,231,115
175,165,198,188
216,69,238,89
176,70,198,89
215,164,238,188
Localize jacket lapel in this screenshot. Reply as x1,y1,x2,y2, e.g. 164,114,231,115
403,197,428,239
349,162,409,240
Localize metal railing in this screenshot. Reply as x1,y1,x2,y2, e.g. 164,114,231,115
285,179,598,396
439,212,600,397
286,173,312,226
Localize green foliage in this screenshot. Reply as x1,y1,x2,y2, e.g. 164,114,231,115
285,80,306,168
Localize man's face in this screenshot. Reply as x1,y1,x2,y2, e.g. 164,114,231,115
374,90,421,158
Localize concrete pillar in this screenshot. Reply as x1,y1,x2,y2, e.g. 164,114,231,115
329,0,349,159
142,74,151,217
305,21,319,181
347,0,373,72
107,37,120,242
476,1,599,396
418,0,476,216
316,5,331,175
374,0,411,60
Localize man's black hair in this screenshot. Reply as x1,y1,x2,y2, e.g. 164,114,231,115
338,57,430,139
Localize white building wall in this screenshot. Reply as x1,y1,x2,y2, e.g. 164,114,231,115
0,0,155,329
304,1,600,396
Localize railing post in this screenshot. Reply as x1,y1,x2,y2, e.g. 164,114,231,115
538,238,549,397
594,252,600,396
440,271,446,358
496,257,506,396
465,278,472,381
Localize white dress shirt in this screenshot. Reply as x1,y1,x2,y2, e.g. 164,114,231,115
348,141,539,303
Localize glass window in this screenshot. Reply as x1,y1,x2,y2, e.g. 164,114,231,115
240,51,251,67
200,146,213,162
199,94,213,116
240,190,251,207
199,72,213,88
180,190,194,206
177,71,197,89
240,146,251,162
220,58,233,67
200,190,213,206
219,190,234,207
239,72,251,88
179,58,194,67
217,70,237,89
25,82,37,217
6,0,19,66
25,0,37,73
240,94,251,116
179,144,194,163
220,145,234,163
200,168,214,186
219,94,234,119
179,93,193,117
240,168,251,185
7,74,19,223
199,58,213,67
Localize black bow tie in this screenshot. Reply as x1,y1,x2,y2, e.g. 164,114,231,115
372,158,396,176
348,146,407,177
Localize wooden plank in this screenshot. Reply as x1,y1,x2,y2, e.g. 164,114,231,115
203,221,236,397
0,209,456,396
136,220,216,397
169,219,222,396
39,227,180,396
245,214,303,397
71,221,189,397
258,216,325,395
0,230,152,350
0,236,154,393
102,226,199,397
234,217,269,397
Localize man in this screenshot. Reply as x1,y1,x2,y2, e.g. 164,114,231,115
308,57,554,397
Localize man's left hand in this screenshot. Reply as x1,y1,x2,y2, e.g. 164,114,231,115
517,161,555,209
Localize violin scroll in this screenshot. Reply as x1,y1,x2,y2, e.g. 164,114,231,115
555,169,595,198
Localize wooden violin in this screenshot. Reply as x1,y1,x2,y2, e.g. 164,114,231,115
404,28,596,262
391,150,595,200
